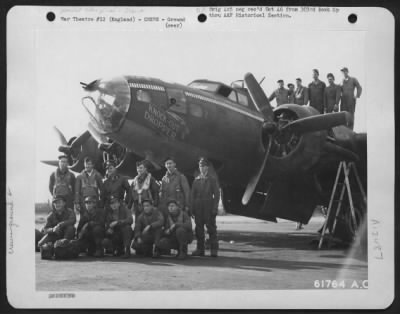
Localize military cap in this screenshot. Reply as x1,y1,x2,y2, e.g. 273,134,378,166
109,195,120,203
166,198,178,206
105,160,117,168
312,69,319,75
198,157,210,167
141,198,153,205
52,195,66,203
58,155,68,160
277,79,284,83
296,78,302,82
327,73,335,79
84,196,97,203
340,67,349,72
287,83,294,88
164,156,176,163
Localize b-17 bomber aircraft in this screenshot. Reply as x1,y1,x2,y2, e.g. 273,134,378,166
42,73,367,241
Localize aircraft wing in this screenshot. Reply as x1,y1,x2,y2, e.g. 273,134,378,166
258,174,320,224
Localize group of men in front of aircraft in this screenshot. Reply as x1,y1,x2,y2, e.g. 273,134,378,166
268,67,362,129
36,155,220,260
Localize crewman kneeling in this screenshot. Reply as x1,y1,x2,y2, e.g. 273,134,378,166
77,196,105,257
38,195,77,259
102,195,133,258
158,199,193,260
131,199,164,257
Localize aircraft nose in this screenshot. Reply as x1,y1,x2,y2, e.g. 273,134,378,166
81,76,131,134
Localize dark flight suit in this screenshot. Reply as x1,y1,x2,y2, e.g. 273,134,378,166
103,203,133,255
158,210,193,258
49,168,76,209
102,173,130,210
190,173,220,255
324,83,341,113
294,86,309,106
159,170,190,217
308,80,326,113
268,88,289,107
341,77,362,129
75,169,104,207
75,169,103,232
288,90,295,104
78,206,105,256
132,208,164,256
39,208,76,246
129,173,160,218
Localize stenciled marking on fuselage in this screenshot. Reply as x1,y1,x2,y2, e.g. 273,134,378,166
128,82,165,91
144,103,183,139
184,91,264,122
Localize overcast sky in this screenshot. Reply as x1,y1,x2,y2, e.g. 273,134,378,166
9,9,368,202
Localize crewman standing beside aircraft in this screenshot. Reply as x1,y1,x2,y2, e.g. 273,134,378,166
324,73,341,113
102,160,130,212
74,157,104,233
158,199,193,260
308,69,326,114
268,79,289,107
102,195,133,258
191,158,220,257
129,160,160,219
294,78,309,106
74,157,103,211
49,155,76,210
131,199,164,257
159,157,190,218
340,67,362,129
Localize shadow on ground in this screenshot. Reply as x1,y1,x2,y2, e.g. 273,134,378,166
46,252,365,274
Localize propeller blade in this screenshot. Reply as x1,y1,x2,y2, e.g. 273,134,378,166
53,126,68,145
70,130,91,149
244,73,274,121
41,160,59,167
242,139,272,205
87,122,108,144
282,111,352,134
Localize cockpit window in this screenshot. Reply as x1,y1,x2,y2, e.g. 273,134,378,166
188,81,220,92
82,76,130,134
237,92,249,106
166,88,187,114
227,90,238,102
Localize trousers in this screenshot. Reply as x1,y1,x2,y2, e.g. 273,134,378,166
194,214,218,250
158,227,193,250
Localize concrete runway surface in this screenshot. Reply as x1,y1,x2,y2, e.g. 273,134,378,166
36,215,367,291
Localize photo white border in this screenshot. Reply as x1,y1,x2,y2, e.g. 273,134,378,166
6,6,395,309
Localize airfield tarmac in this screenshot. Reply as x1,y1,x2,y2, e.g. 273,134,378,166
36,213,367,291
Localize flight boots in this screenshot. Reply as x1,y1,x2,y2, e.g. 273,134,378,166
210,242,219,257
177,244,188,260
191,242,205,256
122,246,131,258
152,246,160,258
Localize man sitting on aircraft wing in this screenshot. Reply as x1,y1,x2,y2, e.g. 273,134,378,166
131,199,164,258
